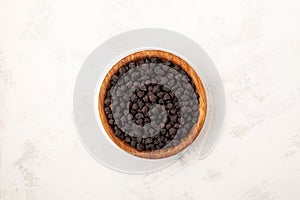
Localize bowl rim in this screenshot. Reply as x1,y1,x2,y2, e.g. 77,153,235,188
96,49,207,159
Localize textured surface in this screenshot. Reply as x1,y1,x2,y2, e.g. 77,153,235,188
1,0,300,199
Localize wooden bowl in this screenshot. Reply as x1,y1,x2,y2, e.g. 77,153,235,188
98,50,207,159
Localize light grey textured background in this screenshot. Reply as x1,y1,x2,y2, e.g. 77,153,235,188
1,0,300,199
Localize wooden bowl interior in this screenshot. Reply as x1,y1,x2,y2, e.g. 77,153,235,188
98,50,207,159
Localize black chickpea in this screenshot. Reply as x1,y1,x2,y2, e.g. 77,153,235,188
103,57,199,151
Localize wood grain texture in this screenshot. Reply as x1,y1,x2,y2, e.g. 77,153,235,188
98,50,207,159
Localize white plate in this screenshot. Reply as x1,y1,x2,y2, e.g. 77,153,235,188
73,29,225,173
